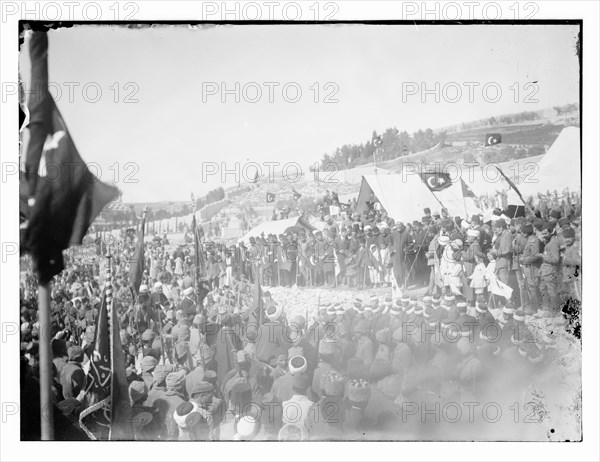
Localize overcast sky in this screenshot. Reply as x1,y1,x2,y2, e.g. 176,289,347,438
19,23,580,202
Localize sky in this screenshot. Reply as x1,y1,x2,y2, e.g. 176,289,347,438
19,23,580,202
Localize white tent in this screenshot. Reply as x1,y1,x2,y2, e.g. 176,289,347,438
356,174,478,223
516,126,581,199
238,216,315,244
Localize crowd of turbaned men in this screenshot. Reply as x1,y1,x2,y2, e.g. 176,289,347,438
20,197,581,440
18,29,581,442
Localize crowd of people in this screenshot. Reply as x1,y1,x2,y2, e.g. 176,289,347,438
19,189,581,441
208,196,581,318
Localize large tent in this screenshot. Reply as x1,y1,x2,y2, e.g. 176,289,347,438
238,216,315,244
355,174,479,223
516,126,581,199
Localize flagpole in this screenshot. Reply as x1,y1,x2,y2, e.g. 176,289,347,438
105,250,116,440
495,166,535,215
38,281,54,440
192,200,198,292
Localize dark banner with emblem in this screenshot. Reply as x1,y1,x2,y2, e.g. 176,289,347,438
80,267,132,440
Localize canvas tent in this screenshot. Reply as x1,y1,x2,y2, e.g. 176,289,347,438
515,126,581,199
355,174,479,223
238,216,315,244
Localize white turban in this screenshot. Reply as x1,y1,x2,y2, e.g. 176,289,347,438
467,229,480,238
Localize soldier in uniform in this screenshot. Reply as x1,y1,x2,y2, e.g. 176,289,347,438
537,222,561,316
322,231,336,287
520,223,542,315
492,219,513,288
276,234,292,287
561,227,581,301
312,231,326,286
410,221,427,284
470,215,491,255
264,235,278,287
335,228,350,286
304,232,319,286
510,218,528,308
391,222,411,290
462,229,482,279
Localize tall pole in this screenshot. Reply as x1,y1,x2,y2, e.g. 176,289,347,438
38,281,54,440
192,200,198,292
105,251,116,440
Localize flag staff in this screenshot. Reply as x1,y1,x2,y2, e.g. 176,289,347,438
495,166,535,215
105,249,116,440
192,196,198,292
38,280,54,440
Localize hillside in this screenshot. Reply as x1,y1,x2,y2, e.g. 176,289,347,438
378,121,570,170
121,107,579,212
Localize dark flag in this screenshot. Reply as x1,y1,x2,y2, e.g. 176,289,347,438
192,213,206,280
373,134,383,147
402,145,408,153
266,192,276,203
21,31,119,283
292,188,302,201
252,276,264,325
128,213,146,295
461,179,476,198
80,262,132,440
19,171,36,228
495,166,534,214
419,171,453,192
485,133,502,146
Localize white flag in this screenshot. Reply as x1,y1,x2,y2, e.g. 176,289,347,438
488,273,513,299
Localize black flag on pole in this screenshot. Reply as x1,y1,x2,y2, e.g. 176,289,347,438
495,165,535,215
266,192,276,203
192,213,206,280
419,171,453,192
80,262,132,440
128,213,146,295
21,31,119,283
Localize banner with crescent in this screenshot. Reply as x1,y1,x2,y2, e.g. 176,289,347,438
418,172,453,192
